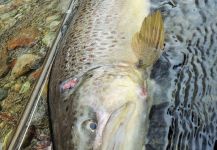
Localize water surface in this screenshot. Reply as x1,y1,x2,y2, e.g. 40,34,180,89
147,0,217,149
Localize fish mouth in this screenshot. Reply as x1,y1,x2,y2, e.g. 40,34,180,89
101,102,140,150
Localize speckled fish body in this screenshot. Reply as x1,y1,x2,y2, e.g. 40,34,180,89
49,0,164,149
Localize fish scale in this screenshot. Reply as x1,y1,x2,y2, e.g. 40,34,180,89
147,0,217,149
54,0,148,81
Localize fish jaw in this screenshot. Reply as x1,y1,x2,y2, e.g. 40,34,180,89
90,80,148,150
93,100,148,150
101,102,137,150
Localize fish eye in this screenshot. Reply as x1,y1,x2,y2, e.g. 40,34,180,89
89,122,97,130
83,120,97,132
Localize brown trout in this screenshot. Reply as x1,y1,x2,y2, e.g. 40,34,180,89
49,0,164,149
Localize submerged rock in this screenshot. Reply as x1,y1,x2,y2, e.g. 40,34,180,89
7,37,36,50
19,81,31,94
0,0,10,5
0,88,8,101
49,21,60,31
0,49,9,77
3,81,15,90
46,15,60,24
12,83,21,92
11,54,40,78
42,32,56,48
28,67,42,81
7,27,40,51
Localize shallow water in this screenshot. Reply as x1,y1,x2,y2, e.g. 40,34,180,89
0,0,66,149
147,0,217,149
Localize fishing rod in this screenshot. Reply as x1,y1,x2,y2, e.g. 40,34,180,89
7,0,79,149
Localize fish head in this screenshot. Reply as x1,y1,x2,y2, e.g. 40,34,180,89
70,67,149,150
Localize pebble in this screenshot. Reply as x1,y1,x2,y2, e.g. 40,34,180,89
0,12,11,20
7,37,36,50
42,32,56,47
0,49,8,77
49,21,60,31
0,88,8,101
38,48,46,56
59,0,71,13
13,83,21,92
28,67,42,81
1,18,16,33
2,129,13,150
0,3,9,14
7,27,40,50
11,54,40,78
0,20,4,29
46,15,60,23
19,81,31,94
3,81,15,89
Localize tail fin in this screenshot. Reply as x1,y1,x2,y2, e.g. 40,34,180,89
132,10,164,68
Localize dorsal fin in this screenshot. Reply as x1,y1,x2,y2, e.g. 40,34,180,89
132,10,165,68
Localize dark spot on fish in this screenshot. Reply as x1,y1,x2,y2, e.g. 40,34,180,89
112,40,118,43
109,44,115,48
66,106,69,112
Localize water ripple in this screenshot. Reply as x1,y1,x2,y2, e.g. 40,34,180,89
147,0,217,149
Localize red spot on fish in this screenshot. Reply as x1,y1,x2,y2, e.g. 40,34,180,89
62,78,78,91
140,87,147,97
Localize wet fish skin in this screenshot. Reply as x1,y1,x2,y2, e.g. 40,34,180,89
49,0,164,149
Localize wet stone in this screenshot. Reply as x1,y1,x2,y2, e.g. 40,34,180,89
0,0,11,5
7,37,36,50
11,54,40,78
3,81,15,89
0,89,8,101
0,13,11,20
19,81,30,94
0,49,9,78
46,15,60,23
42,32,56,47
7,27,40,51
49,21,60,31
12,83,21,92
28,67,42,81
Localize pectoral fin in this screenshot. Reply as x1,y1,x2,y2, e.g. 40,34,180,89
132,10,165,68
